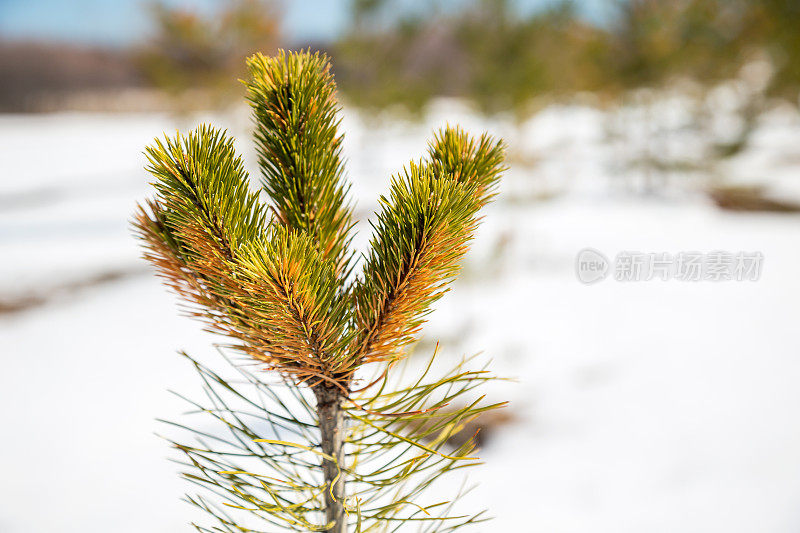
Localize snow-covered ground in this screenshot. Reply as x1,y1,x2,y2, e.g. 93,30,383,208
1,103,800,532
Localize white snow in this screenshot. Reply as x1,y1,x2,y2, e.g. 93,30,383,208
1,102,800,532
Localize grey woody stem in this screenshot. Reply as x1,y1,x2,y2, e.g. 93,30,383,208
315,385,346,533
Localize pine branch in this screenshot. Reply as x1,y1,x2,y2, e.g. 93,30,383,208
350,165,477,366
234,227,353,383
145,124,268,263
351,128,506,366
134,126,351,384
426,125,506,206
133,125,270,349
245,50,355,277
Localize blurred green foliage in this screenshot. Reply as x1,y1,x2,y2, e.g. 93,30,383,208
333,0,800,115
753,0,800,100
136,0,800,114
335,0,609,116
603,0,749,89
137,0,279,106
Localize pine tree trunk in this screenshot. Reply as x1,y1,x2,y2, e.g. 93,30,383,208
315,385,346,533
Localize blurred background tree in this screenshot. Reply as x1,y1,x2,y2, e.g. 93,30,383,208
332,0,800,116
135,0,280,108
601,0,749,92
751,0,800,102
334,0,610,117
5,0,800,117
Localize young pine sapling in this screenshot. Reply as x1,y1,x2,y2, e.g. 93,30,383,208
134,50,506,533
